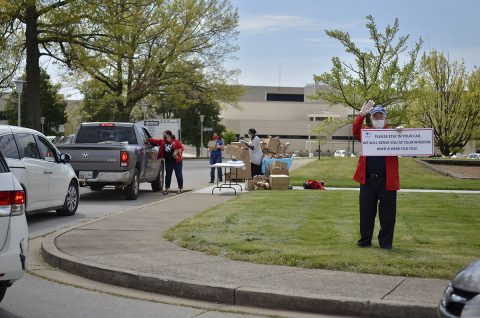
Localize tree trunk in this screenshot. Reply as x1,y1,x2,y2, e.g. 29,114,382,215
117,99,130,122
439,142,450,156
25,4,41,131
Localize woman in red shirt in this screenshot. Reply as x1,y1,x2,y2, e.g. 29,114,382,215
148,130,185,194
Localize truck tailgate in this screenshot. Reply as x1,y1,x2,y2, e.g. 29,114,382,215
57,144,126,173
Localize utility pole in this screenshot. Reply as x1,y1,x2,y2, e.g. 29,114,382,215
199,115,205,157
13,80,26,126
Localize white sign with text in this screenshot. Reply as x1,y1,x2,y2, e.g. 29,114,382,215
361,128,434,156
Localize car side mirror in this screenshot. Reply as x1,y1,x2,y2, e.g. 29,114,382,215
60,153,71,163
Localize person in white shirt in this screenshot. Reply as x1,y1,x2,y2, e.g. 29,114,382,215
241,128,263,177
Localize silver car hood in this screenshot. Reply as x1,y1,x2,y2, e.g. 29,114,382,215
453,259,480,293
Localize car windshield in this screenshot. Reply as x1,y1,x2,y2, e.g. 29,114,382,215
75,126,137,144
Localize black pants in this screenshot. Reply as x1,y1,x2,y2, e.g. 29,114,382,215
359,177,397,248
165,161,183,189
251,162,262,177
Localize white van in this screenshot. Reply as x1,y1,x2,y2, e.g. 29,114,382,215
0,125,79,216
0,150,29,303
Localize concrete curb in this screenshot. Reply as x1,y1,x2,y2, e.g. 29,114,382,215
41,230,237,304
417,159,479,179
41,225,437,318
235,288,436,318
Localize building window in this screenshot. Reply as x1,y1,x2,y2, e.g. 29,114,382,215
266,93,304,102
309,117,330,121
256,134,317,140
332,136,355,141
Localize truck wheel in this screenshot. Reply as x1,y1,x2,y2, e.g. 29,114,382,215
0,285,6,303
125,169,139,200
56,181,79,216
151,162,164,192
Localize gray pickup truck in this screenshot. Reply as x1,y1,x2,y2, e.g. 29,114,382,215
57,122,164,200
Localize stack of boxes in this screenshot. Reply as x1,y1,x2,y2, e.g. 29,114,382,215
267,160,289,190
223,137,292,190
269,161,289,176
224,142,251,180
262,137,292,159
244,173,290,191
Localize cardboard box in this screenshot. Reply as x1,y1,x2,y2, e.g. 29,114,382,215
230,141,243,147
224,145,243,158
271,161,288,169
266,138,280,153
261,139,269,151
231,166,251,180
270,167,289,176
224,145,235,156
278,143,289,154
207,140,217,151
245,179,255,191
224,172,231,181
236,147,250,161
269,174,289,190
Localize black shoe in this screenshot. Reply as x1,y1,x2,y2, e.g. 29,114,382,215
218,179,223,182
357,240,372,248
380,245,393,250
209,180,214,183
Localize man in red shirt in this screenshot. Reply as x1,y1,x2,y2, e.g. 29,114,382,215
352,101,400,249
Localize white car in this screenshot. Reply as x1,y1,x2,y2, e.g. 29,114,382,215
0,150,29,303
334,150,346,157
0,125,79,216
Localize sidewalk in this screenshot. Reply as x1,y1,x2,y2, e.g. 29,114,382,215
41,190,447,318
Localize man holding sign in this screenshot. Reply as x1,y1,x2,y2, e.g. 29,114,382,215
352,101,400,250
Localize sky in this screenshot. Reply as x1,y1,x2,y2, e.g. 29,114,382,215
53,0,480,97
225,0,480,87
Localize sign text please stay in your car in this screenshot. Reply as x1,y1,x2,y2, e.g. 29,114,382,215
360,128,434,156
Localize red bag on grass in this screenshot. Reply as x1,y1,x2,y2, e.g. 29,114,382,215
303,180,325,190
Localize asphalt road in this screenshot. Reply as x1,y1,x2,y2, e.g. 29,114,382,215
3,158,346,318
1,274,238,318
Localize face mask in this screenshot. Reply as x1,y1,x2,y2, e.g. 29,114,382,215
372,119,385,129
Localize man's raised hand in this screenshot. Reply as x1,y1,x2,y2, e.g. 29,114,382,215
360,100,375,116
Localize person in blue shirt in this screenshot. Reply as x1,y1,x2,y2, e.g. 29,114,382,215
209,132,224,183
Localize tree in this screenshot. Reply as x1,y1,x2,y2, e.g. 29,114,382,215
313,15,422,124
4,68,67,135
60,0,240,122
408,51,480,156
0,9,23,94
0,1,85,130
222,130,236,145
174,101,225,156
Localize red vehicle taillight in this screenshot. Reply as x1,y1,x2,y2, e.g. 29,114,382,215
0,191,25,216
13,191,25,205
120,151,129,167
0,191,11,206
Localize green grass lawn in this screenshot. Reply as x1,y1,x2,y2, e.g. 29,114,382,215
290,157,480,190
165,191,480,279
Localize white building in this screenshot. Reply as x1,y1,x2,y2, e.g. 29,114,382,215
220,85,360,155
